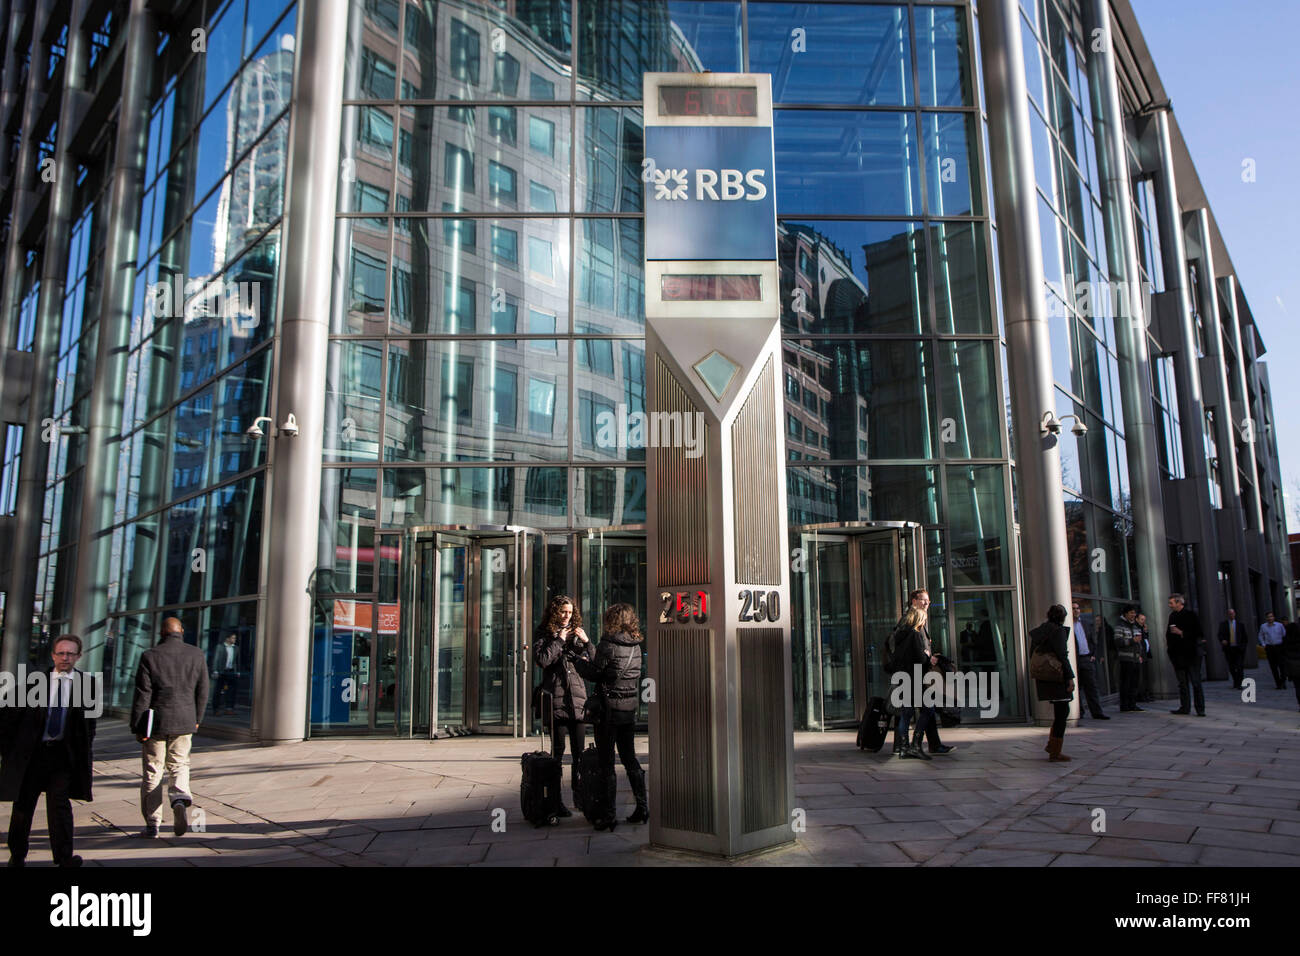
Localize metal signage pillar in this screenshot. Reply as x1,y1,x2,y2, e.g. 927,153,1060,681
642,73,795,857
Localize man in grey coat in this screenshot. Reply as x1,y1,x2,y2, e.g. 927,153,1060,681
130,617,208,837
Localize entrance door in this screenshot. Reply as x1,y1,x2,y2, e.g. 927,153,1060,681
399,527,545,737
793,522,924,729
577,527,648,724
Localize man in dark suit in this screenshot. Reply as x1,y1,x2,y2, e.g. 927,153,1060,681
1217,608,1245,689
1167,593,1207,716
1070,601,1109,719
131,617,208,838
0,634,96,867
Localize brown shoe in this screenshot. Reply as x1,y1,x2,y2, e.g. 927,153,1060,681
1046,734,1072,762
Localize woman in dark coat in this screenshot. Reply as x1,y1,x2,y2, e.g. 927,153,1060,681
1030,604,1076,761
1281,616,1300,711
575,603,646,830
890,606,933,760
532,595,594,817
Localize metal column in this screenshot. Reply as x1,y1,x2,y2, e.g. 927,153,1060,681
69,0,156,654
1147,108,1224,676
256,2,348,743
977,0,1075,723
1082,0,1174,696
2,0,91,672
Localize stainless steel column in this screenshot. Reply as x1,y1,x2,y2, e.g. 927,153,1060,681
256,2,348,743
1221,275,1263,532
2,0,90,672
0,0,42,357
1082,0,1174,696
977,0,1075,722
1191,207,1251,648
69,0,156,653
1148,108,1222,673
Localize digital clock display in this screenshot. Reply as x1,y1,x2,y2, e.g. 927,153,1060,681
658,85,758,117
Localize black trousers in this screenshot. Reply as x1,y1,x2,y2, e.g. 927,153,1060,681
7,743,76,864
214,673,237,710
1221,645,1245,688
1174,659,1205,714
550,717,585,800
594,718,641,811
1076,657,1105,716
1119,660,1141,711
1265,645,1287,688
1050,701,1068,738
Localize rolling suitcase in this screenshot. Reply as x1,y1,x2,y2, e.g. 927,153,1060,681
575,744,610,825
856,696,891,753
520,691,563,827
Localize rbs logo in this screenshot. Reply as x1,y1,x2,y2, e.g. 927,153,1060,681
644,160,767,202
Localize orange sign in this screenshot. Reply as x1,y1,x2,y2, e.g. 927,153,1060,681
333,601,400,635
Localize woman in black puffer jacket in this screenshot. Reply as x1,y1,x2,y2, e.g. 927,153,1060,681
575,603,646,831
533,595,595,817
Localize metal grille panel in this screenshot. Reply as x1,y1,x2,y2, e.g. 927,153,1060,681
731,356,781,585
740,628,787,833
659,629,714,834
653,356,709,587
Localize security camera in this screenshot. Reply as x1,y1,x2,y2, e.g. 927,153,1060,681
1070,419,1088,437
279,413,300,438
1041,412,1062,436
246,416,272,439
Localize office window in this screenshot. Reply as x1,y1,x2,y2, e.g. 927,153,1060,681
488,105,516,145
530,73,555,99
529,181,557,212
350,248,386,313
528,310,557,351
493,367,517,428
492,52,520,95
441,206,477,249
448,102,475,125
445,144,474,191
441,356,474,423
360,48,396,99
450,20,479,85
491,299,518,334
443,276,476,332
529,116,555,156
528,378,556,434
491,226,518,265
489,160,517,204
528,236,553,278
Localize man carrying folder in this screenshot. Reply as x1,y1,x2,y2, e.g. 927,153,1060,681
130,617,208,837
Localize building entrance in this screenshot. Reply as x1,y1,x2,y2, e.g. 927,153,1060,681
792,522,925,730
398,526,545,738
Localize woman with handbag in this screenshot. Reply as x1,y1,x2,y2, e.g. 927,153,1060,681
575,603,646,830
532,595,595,817
890,606,934,760
1029,604,1075,762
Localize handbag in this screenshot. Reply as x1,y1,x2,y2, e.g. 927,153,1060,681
1029,636,1064,682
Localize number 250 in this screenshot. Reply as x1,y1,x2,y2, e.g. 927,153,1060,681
738,589,781,623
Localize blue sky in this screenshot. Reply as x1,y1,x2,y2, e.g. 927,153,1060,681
1130,0,1300,530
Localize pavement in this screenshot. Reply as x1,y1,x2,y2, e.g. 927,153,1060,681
4,680,1298,866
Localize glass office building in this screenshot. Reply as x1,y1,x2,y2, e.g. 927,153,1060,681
0,0,1290,741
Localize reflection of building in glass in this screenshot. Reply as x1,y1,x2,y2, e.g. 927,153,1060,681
0,0,1290,742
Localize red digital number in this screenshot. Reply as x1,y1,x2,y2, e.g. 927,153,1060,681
685,89,700,114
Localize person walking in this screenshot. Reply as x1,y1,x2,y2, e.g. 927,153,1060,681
130,617,208,837
1,635,95,867
1166,593,1207,716
1217,608,1245,690
574,603,646,830
1030,606,1075,761
532,595,595,818
1070,601,1108,720
1114,605,1144,713
1258,612,1288,690
1282,617,1300,712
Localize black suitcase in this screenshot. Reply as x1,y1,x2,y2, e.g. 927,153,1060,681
575,744,610,824
520,691,563,827
856,696,891,752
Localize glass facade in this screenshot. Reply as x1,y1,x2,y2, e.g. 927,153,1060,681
0,0,1290,741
